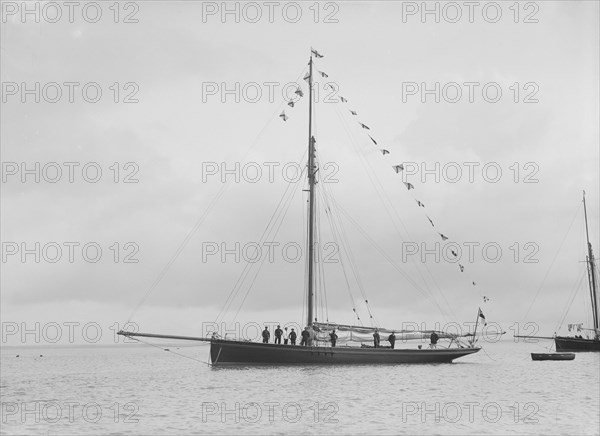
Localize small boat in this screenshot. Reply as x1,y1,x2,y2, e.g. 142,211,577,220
531,352,575,361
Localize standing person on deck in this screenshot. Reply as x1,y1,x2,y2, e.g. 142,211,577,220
388,332,396,349
373,329,381,348
301,327,311,346
283,327,289,345
430,331,439,349
329,329,338,347
262,326,270,344
289,328,297,345
274,325,283,344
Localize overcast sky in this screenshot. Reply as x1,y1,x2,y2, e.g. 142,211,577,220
1,1,598,345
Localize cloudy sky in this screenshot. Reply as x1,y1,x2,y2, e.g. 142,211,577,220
1,1,598,345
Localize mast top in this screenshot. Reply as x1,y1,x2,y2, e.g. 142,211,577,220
583,189,593,246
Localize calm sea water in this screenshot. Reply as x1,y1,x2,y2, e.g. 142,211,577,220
1,340,599,435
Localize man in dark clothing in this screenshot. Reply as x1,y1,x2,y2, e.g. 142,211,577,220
430,331,439,349
300,327,311,346
262,326,270,344
274,325,283,344
373,329,380,348
329,330,338,347
388,332,396,349
289,328,297,345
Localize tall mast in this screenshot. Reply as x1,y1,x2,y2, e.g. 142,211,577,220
306,52,316,328
583,190,599,333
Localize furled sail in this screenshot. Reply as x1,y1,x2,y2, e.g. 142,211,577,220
312,322,468,344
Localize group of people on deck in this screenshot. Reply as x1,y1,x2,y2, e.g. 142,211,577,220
261,326,441,349
372,329,396,348
373,329,439,349
261,325,312,346
261,325,333,346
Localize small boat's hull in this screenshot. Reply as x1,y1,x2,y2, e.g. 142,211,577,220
531,352,575,361
554,336,600,352
209,340,479,365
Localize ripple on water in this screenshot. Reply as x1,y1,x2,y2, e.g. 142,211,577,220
0,342,598,435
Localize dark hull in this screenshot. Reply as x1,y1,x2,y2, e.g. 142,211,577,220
531,352,575,361
209,340,479,365
554,336,600,352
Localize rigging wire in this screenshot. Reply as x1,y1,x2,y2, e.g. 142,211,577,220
302,181,308,327
315,147,376,325
522,201,583,322
216,152,308,324
317,179,364,324
331,102,456,322
128,62,310,324
214,174,296,323
555,267,587,333
315,197,323,322
328,104,449,319
231,165,307,323
332,199,451,319
316,192,330,322
128,336,212,366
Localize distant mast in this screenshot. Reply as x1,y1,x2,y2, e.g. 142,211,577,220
306,51,316,328
583,191,599,335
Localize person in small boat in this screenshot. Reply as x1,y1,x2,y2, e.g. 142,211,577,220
388,332,396,349
430,331,439,349
373,329,380,348
329,329,338,347
274,325,283,344
301,327,311,346
262,326,270,344
289,328,297,345
284,327,289,344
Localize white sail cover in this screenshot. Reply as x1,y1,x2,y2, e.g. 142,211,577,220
312,322,467,345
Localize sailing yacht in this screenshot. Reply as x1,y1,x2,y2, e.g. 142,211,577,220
118,49,481,364
515,191,600,352
554,192,600,351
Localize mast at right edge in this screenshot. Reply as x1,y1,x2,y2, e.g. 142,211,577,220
583,190,599,335
306,52,316,328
